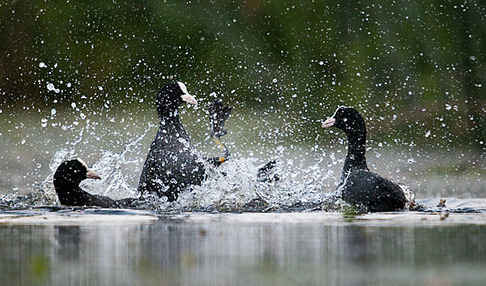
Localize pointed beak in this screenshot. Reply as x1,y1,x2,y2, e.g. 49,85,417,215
181,94,198,105
322,117,336,128
86,169,101,180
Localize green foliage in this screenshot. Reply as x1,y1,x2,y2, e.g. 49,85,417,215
0,0,484,147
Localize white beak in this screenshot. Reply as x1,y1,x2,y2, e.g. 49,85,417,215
86,169,101,180
322,117,336,128
177,81,198,105
181,94,198,105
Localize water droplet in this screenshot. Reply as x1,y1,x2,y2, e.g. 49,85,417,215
41,118,48,128
51,108,56,116
46,82,60,93
39,62,47,68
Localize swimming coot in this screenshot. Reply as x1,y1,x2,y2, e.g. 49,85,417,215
54,159,136,208
322,106,406,212
137,81,233,202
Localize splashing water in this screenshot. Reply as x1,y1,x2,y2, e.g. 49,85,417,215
153,148,345,213
0,117,417,213
0,131,84,209
81,123,156,199
143,155,343,213
5,130,484,214
1,125,349,212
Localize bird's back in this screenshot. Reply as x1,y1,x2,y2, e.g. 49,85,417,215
340,169,406,212
138,127,206,201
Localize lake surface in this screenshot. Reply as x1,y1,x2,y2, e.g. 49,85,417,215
1,210,486,286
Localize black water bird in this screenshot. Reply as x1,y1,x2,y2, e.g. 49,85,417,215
322,106,406,212
137,81,234,202
54,159,135,208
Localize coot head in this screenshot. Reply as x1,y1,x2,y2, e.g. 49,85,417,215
322,106,365,136
54,159,101,186
156,81,197,117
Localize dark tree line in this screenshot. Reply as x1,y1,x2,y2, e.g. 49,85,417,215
1,1,484,147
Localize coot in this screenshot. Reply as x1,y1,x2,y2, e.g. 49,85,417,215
54,159,135,208
137,81,232,202
322,106,406,212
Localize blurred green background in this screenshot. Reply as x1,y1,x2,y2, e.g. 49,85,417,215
1,0,485,149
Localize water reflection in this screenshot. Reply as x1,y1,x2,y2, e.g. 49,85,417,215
55,226,81,260
0,220,485,286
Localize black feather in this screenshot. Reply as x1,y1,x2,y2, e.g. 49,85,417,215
53,159,135,208
325,106,406,212
209,99,232,138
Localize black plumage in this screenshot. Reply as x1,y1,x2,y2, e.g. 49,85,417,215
54,159,135,208
322,106,406,212
209,98,232,138
137,81,231,202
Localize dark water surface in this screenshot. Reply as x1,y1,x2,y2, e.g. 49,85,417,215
1,211,486,286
